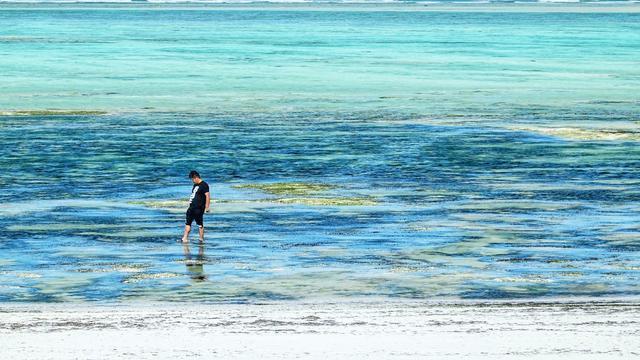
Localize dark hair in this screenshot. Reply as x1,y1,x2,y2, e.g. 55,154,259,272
188,170,200,179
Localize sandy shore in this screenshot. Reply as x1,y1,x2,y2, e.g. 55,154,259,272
2,299,639,359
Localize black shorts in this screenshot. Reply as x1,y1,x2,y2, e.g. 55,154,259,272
186,208,204,227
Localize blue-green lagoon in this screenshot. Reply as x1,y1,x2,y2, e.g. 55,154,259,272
0,3,639,302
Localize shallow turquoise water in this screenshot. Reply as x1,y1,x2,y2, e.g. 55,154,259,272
0,4,639,302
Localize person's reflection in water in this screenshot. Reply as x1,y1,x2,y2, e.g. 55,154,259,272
182,242,207,281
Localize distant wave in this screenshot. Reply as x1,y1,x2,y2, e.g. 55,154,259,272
0,0,638,4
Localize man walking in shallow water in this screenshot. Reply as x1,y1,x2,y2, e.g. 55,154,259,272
181,170,210,243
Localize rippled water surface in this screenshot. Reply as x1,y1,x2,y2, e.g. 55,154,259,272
0,4,639,302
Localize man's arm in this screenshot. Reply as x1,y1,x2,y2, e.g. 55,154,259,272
205,192,210,212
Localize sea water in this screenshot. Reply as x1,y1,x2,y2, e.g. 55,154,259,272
0,3,639,302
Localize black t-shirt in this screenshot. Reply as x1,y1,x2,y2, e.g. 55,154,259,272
188,181,209,211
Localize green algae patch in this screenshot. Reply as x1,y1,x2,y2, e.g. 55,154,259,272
128,199,188,210
511,126,640,141
122,272,183,284
232,182,376,206
31,273,98,302
1,110,108,116
492,275,551,284
0,259,15,266
233,182,335,195
14,272,42,279
73,263,148,274
129,194,376,210
559,271,584,277
406,223,431,232
272,197,377,206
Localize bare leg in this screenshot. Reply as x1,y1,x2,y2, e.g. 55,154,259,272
181,225,191,243
198,225,204,242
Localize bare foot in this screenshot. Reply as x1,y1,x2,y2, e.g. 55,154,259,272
180,238,189,243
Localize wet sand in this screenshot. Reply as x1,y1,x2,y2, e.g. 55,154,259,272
2,299,639,359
